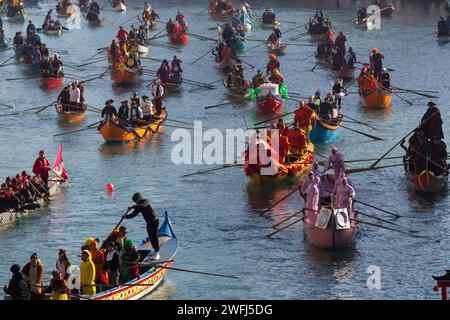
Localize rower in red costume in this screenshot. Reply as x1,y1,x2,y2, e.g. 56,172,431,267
294,101,317,132
32,150,51,186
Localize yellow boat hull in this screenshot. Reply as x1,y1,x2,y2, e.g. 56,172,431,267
99,109,167,142
362,88,392,109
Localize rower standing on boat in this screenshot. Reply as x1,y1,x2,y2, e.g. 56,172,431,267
101,99,118,120
261,7,275,24
125,193,161,260
437,16,450,37
332,78,346,108
370,48,384,81
151,79,164,116
305,177,320,223
420,101,444,140
325,146,345,179
335,177,355,213
32,150,51,187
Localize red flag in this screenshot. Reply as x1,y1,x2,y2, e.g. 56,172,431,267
53,143,70,181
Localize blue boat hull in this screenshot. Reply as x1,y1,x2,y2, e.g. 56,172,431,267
309,121,341,143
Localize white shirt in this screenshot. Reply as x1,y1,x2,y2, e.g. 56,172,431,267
140,100,154,116
128,106,143,120
69,86,80,103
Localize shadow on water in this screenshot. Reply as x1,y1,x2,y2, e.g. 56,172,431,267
245,179,299,212
98,133,165,156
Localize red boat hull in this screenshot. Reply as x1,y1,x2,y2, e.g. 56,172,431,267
256,93,284,113
407,171,448,193
41,77,64,88
168,32,188,45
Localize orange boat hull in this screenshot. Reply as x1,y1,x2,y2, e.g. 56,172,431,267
407,170,448,193
111,67,142,85
55,104,86,123
99,109,167,142
361,88,391,109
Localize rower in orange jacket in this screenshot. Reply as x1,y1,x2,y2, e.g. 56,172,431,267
287,124,307,155
294,101,317,132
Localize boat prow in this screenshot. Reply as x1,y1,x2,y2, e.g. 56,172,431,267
361,87,391,109
407,170,448,193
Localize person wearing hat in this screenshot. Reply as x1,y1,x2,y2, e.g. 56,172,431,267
121,239,140,282
101,99,118,121
428,135,448,176
124,193,160,260
130,91,141,106
21,253,44,300
118,100,130,121
3,264,31,300
152,80,164,115
105,242,121,286
380,67,391,90
55,249,72,281
325,146,345,180
294,101,317,133
129,101,143,124
140,95,154,122
32,150,51,186
300,171,315,199
266,53,280,74
48,270,69,300
251,69,265,88
369,47,384,81
84,237,108,285
171,55,183,79
421,101,444,140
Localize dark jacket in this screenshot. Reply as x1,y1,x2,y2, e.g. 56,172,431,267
105,251,121,271
4,272,31,300
126,194,158,226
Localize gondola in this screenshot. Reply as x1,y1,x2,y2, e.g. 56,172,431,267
55,103,87,123
80,212,178,300
302,174,358,249
309,115,342,143
98,108,167,143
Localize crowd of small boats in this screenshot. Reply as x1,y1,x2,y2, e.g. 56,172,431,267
0,0,448,301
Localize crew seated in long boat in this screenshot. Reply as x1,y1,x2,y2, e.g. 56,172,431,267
57,82,86,112
0,172,49,213
41,54,64,78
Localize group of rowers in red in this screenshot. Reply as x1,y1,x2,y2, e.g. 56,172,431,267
0,150,54,213
166,11,188,35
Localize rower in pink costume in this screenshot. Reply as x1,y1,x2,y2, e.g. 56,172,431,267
305,176,320,224
300,171,314,195
335,177,355,213
334,169,346,192
325,146,345,180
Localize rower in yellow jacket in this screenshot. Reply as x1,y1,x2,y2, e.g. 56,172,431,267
80,250,96,295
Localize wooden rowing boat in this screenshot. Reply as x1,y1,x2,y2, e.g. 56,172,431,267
43,25,63,35
208,4,236,20
87,18,105,27
244,141,314,184
406,170,448,193
222,79,249,97
266,42,287,55
110,64,143,85
255,83,284,113
0,179,61,224
360,86,391,109
55,103,87,123
112,1,126,12
98,108,167,143
41,75,64,88
258,19,280,29
303,173,358,249
309,116,342,143
80,212,177,300
380,4,395,17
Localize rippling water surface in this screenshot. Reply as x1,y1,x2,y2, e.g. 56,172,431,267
0,0,449,300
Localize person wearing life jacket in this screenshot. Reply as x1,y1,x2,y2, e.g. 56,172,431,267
84,237,108,286
252,69,265,88
370,47,384,81
294,101,317,133
80,250,96,295
269,68,283,84
266,54,280,74
287,123,307,155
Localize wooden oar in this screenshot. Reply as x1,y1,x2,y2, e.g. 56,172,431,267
353,199,401,218
259,187,300,216
271,209,304,229
0,112,21,117
191,47,214,65
0,102,16,109
204,101,233,110
240,58,255,69
155,265,239,279
302,52,315,61
265,216,307,237
149,27,166,41
253,111,295,126
355,210,418,233
77,57,107,68
6,76,41,81
390,85,438,99
182,163,243,177
310,61,320,72
341,113,379,131
0,54,16,67
370,112,438,168
34,101,58,114
50,168,70,187
344,156,403,163
350,218,439,242
188,32,218,42
53,120,103,136
345,163,403,174
378,84,413,106
339,123,383,141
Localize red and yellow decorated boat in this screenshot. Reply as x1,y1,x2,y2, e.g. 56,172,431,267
55,103,87,123
80,212,177,300
244,139,314,184
255,83,284,113
110,63,143,85
98,108,167,142
407,170,448,193
41,76,64,88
